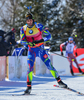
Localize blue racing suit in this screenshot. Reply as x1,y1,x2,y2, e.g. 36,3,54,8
20,22,59,83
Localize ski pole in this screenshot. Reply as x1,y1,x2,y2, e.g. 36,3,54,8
37,45,75,62
36,45,68,58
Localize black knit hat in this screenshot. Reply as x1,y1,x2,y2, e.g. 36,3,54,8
26,13,33,20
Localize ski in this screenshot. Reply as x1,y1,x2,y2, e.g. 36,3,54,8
12,93,36,96
53,85,84,96
12,93,29,96
76,74,84,76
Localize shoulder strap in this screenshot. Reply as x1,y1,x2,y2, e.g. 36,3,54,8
23,25,27,35
34,22,42,34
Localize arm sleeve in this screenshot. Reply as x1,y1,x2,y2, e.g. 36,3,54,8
73,42,77,53
60,42,67,52
38,23,52,42
20,27,28,46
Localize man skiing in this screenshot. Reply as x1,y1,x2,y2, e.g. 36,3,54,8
60,37,84,76
20,13,67,94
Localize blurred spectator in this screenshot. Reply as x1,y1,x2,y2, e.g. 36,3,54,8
4,28,17,56
4,28,16,45
0,30,10,56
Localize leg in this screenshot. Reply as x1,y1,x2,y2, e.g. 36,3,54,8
68,57,74,76
74,57,84,73
40,49,67,88
68,54,74,76
25,48,36,94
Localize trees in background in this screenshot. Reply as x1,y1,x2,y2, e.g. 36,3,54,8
0,0,46,40
0,0,20,30
0,0,84,51
61,0,84,48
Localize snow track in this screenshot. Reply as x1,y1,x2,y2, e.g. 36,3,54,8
0,75,84,100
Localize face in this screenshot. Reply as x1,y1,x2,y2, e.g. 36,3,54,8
69,40,73,43
26,19,33,26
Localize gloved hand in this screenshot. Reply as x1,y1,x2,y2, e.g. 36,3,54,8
28,42,36,47
75,52,78,56
28,39,44,47
61,52,63,56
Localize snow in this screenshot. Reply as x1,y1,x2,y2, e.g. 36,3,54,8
0,75,84,100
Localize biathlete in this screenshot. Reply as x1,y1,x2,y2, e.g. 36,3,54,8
20,13,67,94
60,37,84,76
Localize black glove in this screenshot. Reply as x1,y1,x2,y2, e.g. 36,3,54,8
61,52,63,56
28,39,44,47
28,42,35,47
75,52,78,56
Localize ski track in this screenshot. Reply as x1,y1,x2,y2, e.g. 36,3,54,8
0,75,84,100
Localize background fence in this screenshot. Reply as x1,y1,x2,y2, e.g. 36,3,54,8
0,48,84,80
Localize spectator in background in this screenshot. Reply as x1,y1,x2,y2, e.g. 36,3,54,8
4,28,16,45
4,28,17,56
0,30,10,56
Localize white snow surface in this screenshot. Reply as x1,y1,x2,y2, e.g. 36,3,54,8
0,75,84,100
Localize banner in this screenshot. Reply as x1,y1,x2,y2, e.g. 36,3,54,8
0,56,6,81
73,48,84,73
51,52,70,76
